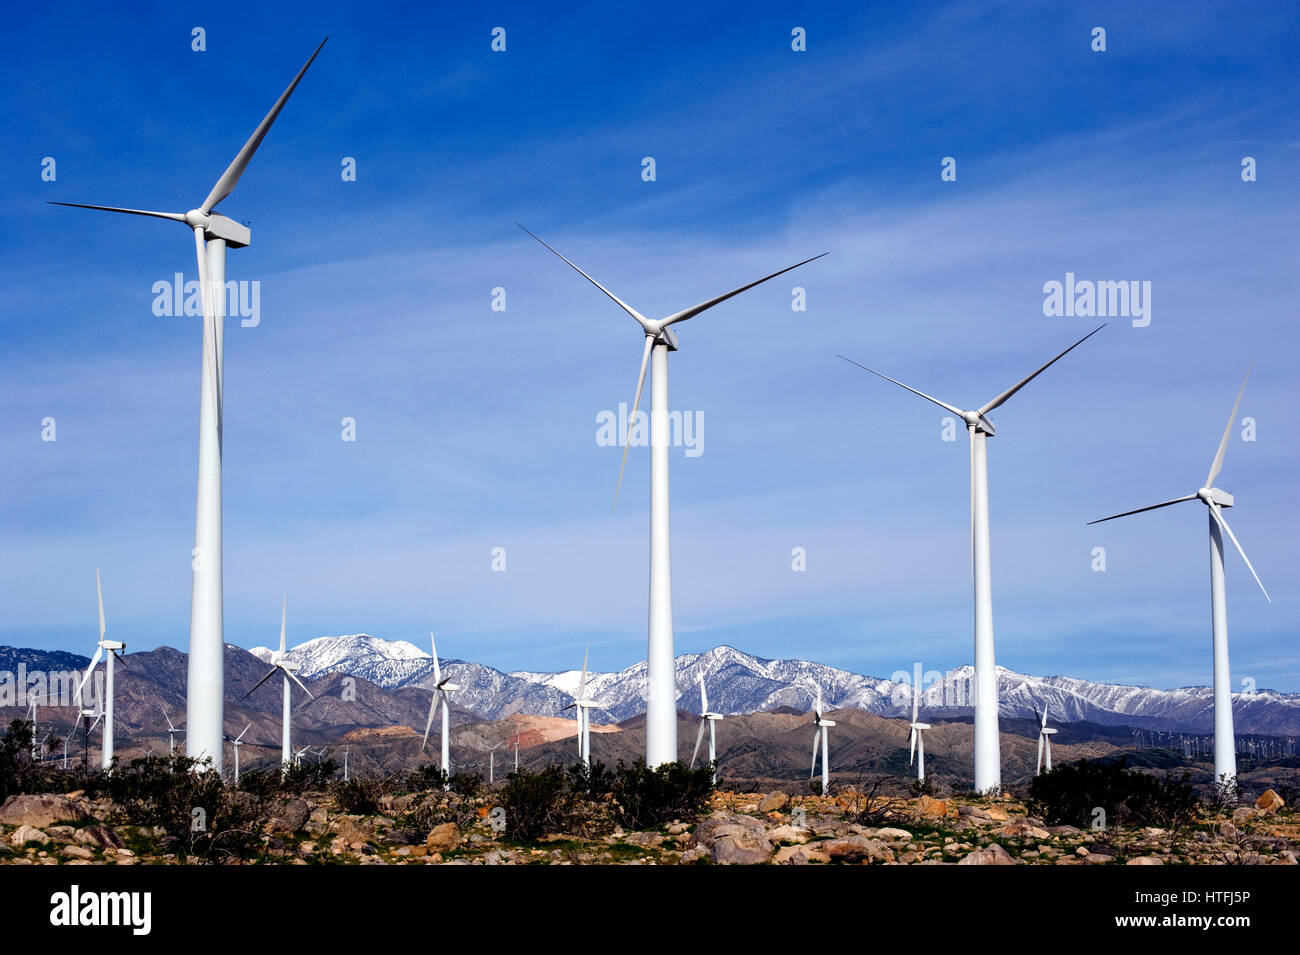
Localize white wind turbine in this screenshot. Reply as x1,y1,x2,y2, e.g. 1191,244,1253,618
809,684,836,793
908,683,930,782
562,646,597,768
160,706,181,756
76,570,126,771
840,324,1105,792
227,723,252,783
1036,702,1057,775
486,741,505,784
522,225,826,767
342,746,350,782
51,39,327,773
293,745,310,768
1089,368,1269,792
26,695,40,760
690,673,723,782
421,634,460,777
242,596,315,767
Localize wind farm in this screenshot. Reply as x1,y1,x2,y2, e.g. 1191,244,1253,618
2,0,1297,900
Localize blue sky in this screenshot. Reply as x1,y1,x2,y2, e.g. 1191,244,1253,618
2,1,1297,691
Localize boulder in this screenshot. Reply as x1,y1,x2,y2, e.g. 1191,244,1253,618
426,822,462,853
74,825,125,849
334,815,373,846
1127,856,1165,865
758,792,790,813
0,794,93,828
916,796,951,818
824,836,893,864
267,798,310,834
8,825,49,847
767,825,809,845
59,845,95,860
678,846,709,864
957,843,1015,865
690,814,767,849
877,827,913,842
958,805,991,821
1256,790,1285,814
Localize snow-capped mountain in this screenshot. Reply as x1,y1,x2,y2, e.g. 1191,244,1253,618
251,637,1300,735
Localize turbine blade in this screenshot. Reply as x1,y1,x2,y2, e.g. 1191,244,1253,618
193,226,222,437
911,681,919,724
96,568,106,640
909,727,916,764
430,632,441,685
1037,734,1044,774
236,722,251,743
613,335,654,513
76,647,103,705
279,594,287,654
1207,366,1251,488
422,690,439,751
978,324,1106,415
659,252,829,327
517,224,650,326
287,669,315,700
200,37,328,214
579,645,589,699
691,719,706,768
811,729,821,777
1087,493,1198,525
837,356,965,417
46,201,186,222
240,666,279,700
968,425,976,579
699,674,709,713
1041,703,1048,728
1210,505,1271,602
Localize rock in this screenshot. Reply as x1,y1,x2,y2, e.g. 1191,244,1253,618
916,796,951,818
426,823,462,853
958,843,1015,865
758,792,790,813
877,827,913,842
309,807,329,825
1075,847,1090,857
710,825,773,865
690,814,767,849
268,798,310,834
1047,825,1083,837
8,825,49,847
1127,855,1165,865
1256,790,1285,814
1233,807,1256,823
334,815,373,846
767,825,809,845
958,806,991,821
678,847,709,864
0,794,93,829
627,831,665,848
666,822,689,835
75,825,125,849
59,845,95,860
1218,821,1239,839
824,836,893,864
985,806,1010,822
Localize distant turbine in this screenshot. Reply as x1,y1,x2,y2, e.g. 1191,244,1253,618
840,324,1105,792
1089,368,1269,793
226,723,252,782
690,673,723,783
343,746,350,782
809,684,836,793
26,695,39,760
1036,702,1057,774
76,570,126,771
160,706,181,756
421,634,460,779
562,645,596,767
486,740,505,784
293,745,310,768
51,39,327,773
908,683,930,782
242,595,315,767
522,225,826,766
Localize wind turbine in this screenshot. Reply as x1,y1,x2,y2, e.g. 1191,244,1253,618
421,634,460,778
513,735,520,772
908,683,930,781
25,695,39,760
689,673,723,783
160,706,181,756
1036,702,1057,774
522,225,826,767
51,39,327,773
809,684,836,793
241,596,315,767
75,570,126,771
226,723,252,783
1089,368,1269,793
486,741,505,784
839,324,1105,792
562,646,597,768
293,745,310,768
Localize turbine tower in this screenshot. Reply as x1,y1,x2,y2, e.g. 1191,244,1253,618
840,324,1105,792
51,39,327,773
690,673,723,783
1036,702,1057,774
160,706,181,756
76,570,126,771
809,684,836,793
226,723,251,782
422,634,460,777
522,225,825,766
242,596,315,767
562,646,596,768
908,683,930,781
1089,368,1269,793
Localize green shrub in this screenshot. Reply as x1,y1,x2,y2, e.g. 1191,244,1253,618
1026,757,1198,829
449,771,483,798
610,760,714,831
332,775,388,815
278,758,338,795
499,765,569,841
567,759,614,797
402,766,448,793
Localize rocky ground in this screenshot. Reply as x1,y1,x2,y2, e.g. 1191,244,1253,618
1,787,1295,866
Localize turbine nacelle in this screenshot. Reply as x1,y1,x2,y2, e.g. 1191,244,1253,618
963,410,996,436
910,722,931,731
185,210,251,248
1198,487,1234,508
